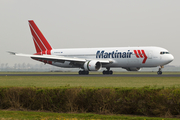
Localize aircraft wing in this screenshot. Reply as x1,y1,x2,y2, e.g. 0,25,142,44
8,52,111,64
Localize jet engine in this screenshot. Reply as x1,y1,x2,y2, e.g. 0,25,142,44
123,67,141,71
84,60,102,71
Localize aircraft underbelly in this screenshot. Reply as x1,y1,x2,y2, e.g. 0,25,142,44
51,61,74,68
44,55,160,68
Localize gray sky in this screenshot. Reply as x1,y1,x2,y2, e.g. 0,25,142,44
1,0,180,66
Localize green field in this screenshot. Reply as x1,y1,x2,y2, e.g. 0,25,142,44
0,72,180,119
0,110,179,120
0,76,180,88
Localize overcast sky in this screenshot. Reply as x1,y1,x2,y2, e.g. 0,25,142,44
0,0,180,66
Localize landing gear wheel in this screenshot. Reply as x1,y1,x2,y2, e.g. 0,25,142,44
79,70,89,75
103,70,107,74
85,71,89,75
110,70,113,74
103,70,113,75
157,71,162,75
157,67,163,75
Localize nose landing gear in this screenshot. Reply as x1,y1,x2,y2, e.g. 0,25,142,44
157,66,163,75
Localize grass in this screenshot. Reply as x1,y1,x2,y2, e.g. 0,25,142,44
0,110,179,120
0,72,180,119
0,76,180,88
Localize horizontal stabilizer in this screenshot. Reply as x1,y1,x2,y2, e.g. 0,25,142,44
7,51,16,55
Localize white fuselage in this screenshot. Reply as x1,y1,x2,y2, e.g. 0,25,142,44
49,46,174,69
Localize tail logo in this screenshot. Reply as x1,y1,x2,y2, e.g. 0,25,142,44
134,50,148,64
28,20,52,54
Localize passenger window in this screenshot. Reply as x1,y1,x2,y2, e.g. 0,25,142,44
160,51,170,55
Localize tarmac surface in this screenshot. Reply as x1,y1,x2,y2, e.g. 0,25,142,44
0,74,180,77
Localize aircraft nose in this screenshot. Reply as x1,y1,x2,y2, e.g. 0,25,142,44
168,54,174,63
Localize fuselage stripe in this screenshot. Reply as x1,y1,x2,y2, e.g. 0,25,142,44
134,50,139,58
141,50,148,64
138,50,143,58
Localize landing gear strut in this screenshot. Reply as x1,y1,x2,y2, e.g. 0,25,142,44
103,67,113,75
79,70,89,75
157,66,163,75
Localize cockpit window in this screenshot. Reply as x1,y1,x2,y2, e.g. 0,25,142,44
160,52,169,55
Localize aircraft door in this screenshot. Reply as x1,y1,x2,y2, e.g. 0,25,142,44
148,51,153,59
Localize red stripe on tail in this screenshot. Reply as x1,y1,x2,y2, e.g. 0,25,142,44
33,38,41,53
28,20,52,53
47,50,51,55
30,26,46,52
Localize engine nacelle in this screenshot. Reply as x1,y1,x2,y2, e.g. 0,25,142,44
84,60,102,71
124,67,141,71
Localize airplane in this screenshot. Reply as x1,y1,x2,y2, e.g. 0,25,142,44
9,20,174,75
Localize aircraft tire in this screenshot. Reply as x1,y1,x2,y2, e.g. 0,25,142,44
110,70,113,75
79,70,89,75
85,71,89,75
103,70,113,75
157,71,162,75
79,70,82,75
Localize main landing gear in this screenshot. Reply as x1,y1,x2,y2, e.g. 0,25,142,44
79,70,89,75
103,67,113,75
157,66,163,75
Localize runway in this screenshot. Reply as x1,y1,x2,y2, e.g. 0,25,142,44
0,74,180,77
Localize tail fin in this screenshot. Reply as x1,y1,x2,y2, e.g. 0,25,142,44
28,20,52,54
